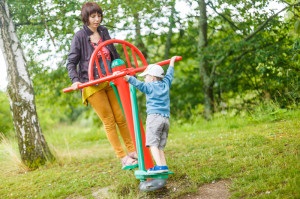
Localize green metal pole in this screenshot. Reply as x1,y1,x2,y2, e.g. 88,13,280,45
110,82,125,115
129,84,146,171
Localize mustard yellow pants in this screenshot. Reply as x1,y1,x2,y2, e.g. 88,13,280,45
87,86,136,158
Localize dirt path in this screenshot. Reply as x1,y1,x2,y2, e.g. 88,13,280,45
181,180,231,199
68,179,231,199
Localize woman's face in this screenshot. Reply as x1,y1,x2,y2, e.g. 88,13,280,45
88,12,101,28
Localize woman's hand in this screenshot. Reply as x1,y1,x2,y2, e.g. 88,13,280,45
71,82,81,90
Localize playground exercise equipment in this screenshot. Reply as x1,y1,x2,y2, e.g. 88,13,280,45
63,39,182,191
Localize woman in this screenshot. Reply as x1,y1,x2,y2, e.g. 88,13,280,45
66,2,137,170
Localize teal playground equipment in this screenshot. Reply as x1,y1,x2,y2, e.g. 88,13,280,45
63,39,182,191
129,84,175,191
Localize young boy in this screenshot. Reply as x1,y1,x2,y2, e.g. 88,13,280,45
124,56,178,173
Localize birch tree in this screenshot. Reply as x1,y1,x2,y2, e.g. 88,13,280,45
0,0,54,169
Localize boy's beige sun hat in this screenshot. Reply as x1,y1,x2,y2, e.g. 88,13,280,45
139,64,164,78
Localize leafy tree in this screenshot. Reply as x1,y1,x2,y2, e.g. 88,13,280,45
180,0,300,119
211,0,300,110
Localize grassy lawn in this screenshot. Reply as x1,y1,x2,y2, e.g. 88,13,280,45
0,110,299,198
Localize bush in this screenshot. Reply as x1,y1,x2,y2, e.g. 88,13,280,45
0,91,13,137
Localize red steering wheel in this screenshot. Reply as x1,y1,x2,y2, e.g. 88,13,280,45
63,39,181,92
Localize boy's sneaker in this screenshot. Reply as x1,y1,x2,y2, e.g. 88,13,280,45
147,165,169,174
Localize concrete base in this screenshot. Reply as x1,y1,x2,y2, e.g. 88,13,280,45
139,179,167,191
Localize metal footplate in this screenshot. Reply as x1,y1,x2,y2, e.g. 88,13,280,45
135,170,174,180
135,170,174,191
136,170,174,191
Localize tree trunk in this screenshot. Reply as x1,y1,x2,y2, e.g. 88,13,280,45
0,1,55,169
197,0,214,120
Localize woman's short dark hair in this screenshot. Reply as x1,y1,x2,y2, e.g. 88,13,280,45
81,2,103,25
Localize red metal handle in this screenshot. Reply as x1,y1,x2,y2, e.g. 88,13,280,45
63,55,182,93
133,56,182,73
63,71,127,93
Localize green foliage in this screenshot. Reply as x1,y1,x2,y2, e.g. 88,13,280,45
202,1,300,113
247,101,291,122
0,92,13,137
7,0,81,55
294,19,300,34
171,58,203,119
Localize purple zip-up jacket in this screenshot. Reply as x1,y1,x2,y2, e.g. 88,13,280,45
66,25,119,84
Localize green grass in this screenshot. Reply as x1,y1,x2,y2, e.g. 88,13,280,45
0,110,299,198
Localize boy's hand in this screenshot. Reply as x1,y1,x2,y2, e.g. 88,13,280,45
170,56,178,67
124,75,130,81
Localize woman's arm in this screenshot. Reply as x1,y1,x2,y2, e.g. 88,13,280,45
67,35,81,84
